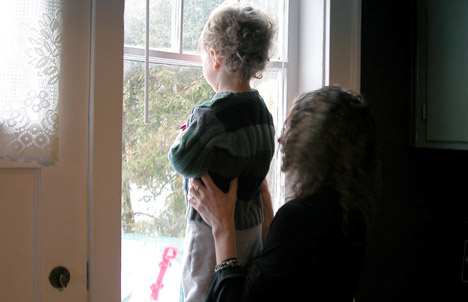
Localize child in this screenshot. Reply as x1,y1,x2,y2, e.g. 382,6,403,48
168,3,275,301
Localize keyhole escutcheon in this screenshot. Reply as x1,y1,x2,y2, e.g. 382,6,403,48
49,266,71,291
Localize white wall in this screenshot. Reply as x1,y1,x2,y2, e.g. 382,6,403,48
295,0,361,98
298,0,327,96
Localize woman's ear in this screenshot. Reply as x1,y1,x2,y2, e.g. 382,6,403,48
209,48,221,70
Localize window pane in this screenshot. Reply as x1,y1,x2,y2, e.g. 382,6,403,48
121,60,212,301
125,0,285,60
124,0,145,48
121,60,284,301
251,69,283,212
149,0,176,51
182,0,225,54
242,0,283,60
183,0,283,59
124,0,178,51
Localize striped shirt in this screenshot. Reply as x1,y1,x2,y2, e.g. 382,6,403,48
168,90,275,230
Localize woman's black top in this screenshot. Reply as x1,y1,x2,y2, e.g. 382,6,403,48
206,190,367,302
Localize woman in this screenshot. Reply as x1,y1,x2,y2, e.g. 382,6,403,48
188,85,381,301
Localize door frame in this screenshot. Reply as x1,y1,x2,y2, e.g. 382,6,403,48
88,0,124,301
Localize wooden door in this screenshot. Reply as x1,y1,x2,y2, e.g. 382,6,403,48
0,1,90,300
0,0,123,301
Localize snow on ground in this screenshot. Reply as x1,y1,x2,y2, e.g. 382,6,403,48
122,234,185,302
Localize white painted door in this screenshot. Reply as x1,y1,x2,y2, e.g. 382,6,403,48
0,0,123,301
0,0,89,300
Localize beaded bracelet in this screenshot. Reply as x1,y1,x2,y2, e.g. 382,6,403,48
214,258,242,272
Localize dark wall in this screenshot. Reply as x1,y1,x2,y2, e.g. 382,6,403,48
357,1,468,301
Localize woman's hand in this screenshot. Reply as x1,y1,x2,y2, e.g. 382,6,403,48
188,174,238,263
188,174,237,232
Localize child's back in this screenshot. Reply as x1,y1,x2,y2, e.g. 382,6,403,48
170,89,275,229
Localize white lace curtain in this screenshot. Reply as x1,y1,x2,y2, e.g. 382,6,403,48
0,0,63,165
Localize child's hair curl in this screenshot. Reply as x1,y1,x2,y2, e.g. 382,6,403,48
200,3,275,81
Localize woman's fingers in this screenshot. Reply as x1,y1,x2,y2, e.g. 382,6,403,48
188,174,238,226
188,178,204,209
189,178,204,194
201,173,215,193
201,173,238,200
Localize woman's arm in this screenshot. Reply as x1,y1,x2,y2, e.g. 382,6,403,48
188,174,238,264
260,180,274,244
188,174,302,301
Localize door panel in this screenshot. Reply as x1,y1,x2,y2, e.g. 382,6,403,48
0,168,39,301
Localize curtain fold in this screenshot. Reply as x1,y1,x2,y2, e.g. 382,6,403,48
0,0,64,165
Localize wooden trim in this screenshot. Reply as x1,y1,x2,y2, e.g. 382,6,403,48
329,0,361,92
88,0,124,301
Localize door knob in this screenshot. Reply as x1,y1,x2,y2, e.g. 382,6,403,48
49,266,71,291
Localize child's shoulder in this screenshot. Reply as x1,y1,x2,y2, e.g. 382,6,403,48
190,90,271,124
189,99,214,114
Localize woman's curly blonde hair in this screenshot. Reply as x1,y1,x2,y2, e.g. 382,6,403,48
199,3,275,81
279,85,381,229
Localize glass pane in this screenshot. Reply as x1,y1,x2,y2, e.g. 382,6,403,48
121,60,213,302
149,0,176,51
183,0,283,59
251,69,283,212
124,0,145,48
182,0,226,54
124,0,178,51
242,0,283,60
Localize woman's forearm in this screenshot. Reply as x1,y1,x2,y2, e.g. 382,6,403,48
212,220,237,264
260,180,274,244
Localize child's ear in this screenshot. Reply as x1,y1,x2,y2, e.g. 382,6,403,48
209,48,221,70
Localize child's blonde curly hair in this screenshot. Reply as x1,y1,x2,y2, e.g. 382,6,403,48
199,3,275,81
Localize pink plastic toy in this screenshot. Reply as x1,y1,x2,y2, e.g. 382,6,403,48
150,246,178,300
